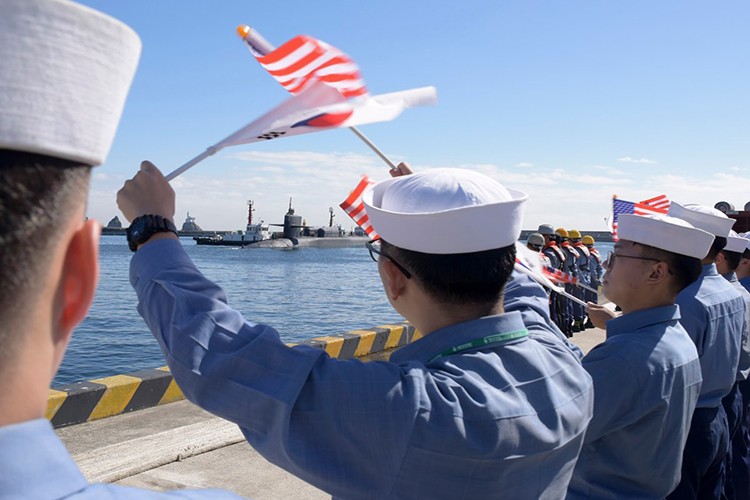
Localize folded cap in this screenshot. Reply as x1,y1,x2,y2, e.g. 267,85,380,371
618,213,714,259
724,230,749,254
668,202,735,238
0,0,141,166
363,168,527,254
740,232,750,252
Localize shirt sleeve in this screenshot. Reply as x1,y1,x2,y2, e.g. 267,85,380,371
129,239,422,496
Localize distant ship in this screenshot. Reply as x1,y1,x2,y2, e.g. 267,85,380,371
194,200,270,247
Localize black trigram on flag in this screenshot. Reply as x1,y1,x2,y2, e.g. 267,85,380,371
257,131,286,140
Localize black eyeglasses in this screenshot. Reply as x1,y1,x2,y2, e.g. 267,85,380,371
605,251,662,270
366,239,412,279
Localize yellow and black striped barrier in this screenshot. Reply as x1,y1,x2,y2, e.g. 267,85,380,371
47,323,418,428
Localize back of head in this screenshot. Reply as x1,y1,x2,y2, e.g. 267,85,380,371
364,168,527,307
0,0,140,372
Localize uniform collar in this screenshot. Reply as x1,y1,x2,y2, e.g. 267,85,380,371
0,419,88,498
702,262,719,277
723,271,739,283
390,311,527,365
606,304,681,339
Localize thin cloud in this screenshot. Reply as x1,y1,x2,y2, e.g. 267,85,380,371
618,156,657,164
515,162,534,168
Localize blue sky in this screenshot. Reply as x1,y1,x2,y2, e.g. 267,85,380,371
80,1,750,231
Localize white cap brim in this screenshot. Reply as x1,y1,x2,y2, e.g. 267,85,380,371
0,0,141,166
725,230,749,254
668,201,735,238
363,171,527,254
618,213,713,259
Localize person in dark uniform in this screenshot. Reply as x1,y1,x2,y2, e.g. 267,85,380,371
539,224,570,336
583,235,604,328
569,229,591,330
557,227,581,333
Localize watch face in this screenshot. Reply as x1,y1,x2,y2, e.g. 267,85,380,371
130,218,146,238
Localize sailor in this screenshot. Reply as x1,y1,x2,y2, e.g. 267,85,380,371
557,227,581,333
715,230,750,499
582,235,604,323
569,229,592,330
666,202,745,499
568,213,707,499
0,1,242,498
539,224,570,336
117,167,594,498
737,232,750,294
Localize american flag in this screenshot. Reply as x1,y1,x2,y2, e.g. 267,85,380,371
252,35,367,99
611,194,670,240
340,175,378,239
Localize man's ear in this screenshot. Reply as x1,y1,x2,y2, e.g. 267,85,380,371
55,219,100,345
714,252,726,266
646,261,670,286
381,259,408,302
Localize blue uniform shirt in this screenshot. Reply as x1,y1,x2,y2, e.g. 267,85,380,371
568,305,702,499
740,276,750,294
724,271,750,380
676,263,745,408
0,419,243,499
130,239,594,499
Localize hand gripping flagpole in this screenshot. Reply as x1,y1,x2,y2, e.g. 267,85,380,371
238,25,399,172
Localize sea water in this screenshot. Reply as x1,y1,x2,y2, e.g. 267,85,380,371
55,236,614,386
55,236,399,385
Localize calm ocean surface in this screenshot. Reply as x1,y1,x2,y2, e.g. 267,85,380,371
55,235,614,386
55,235,401,386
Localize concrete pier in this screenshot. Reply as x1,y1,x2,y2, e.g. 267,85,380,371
54,326,606,498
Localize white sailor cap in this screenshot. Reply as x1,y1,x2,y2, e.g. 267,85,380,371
740,232,750,252
363,168,527,254
0,0,141,166
668,202,735,238
724,230,749,254
618,213,714,259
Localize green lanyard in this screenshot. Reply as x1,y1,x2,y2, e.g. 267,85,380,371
429,329,529,363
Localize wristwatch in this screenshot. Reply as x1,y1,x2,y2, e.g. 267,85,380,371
126,214,178,252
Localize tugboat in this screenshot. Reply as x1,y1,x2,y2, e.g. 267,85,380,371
194,200,269,247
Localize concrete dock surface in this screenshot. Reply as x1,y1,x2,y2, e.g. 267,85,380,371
56,327,606,499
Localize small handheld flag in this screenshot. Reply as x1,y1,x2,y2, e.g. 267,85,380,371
164,27,436,181
339,175,378,239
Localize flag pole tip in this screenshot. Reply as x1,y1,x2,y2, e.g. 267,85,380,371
236,25,251,39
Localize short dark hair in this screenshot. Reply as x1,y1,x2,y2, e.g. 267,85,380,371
721,250,742,271
637,243,702,293
0,150,91,362
380,239,516,307
705,236,727,261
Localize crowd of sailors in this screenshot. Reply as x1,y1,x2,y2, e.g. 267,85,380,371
526,227,604,336
6,1,750,499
